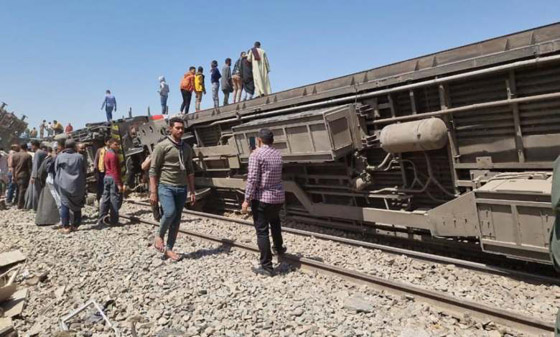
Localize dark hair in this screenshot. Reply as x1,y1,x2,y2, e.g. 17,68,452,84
254,41,261,48
211,60,217,67
20,143,28,151
65,139,76,149
240,51,245,57
189,66,196,71
258,128,274,145
46,146,53,153
107,138,118,145
106,90,111,94
169,117,184,127
197,66,203,73
53,120,57,123
31,139,40,147
225,58,231,64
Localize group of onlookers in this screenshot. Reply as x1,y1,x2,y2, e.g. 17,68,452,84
29,120,73,139
161,41,271,114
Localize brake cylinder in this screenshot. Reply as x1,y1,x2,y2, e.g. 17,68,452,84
380,118,448,153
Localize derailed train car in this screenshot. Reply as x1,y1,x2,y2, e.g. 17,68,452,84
179,23,560,264
0,102,27,150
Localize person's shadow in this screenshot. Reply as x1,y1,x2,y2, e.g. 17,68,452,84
180,243,232,260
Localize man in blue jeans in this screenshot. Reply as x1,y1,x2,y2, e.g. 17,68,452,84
54,139,86,234
101,90,117,122
149,117,196,261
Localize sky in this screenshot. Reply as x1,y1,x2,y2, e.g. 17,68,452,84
1,1,560,130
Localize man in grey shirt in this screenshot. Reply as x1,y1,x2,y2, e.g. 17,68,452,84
149,117,196,261
221,58,233,106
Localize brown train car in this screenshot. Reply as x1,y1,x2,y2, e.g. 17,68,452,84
181,23,560,264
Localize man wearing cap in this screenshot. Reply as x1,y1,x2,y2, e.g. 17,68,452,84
242,128,286,276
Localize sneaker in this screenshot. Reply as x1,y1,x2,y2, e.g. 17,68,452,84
252,266,275,277
273,246,287,255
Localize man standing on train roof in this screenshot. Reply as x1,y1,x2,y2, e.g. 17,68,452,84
149,117,196,261
101,90,117,122
242,128,286,277
247,41,271,97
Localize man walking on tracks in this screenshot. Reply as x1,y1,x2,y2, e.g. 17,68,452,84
149,117,196,261
242,128,286,276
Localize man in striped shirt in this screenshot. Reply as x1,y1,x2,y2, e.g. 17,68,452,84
242,128,286,276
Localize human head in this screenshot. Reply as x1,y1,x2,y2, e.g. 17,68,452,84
225,58,231,66
104,137,112,146
68,123,72,126
107,138,119,151
159,75,165,82
189,66,196,73
254,41,261,48
106,90,111,94
258,128,274,145
20,143,28,151
168,117,184,141
197,66,203,73
53,120,57,124
211,60,217,68
30,139,40,151
32,127,36,130
10,144,20,152
77,142,86,153
241,51,247,58
42,119,46,123
65,138,76,150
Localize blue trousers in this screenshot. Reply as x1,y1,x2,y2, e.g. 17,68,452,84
158,184,187,250
99,176,122,225
106,106,114,122
161,95,168,114
6,172,17,204
60,204,82,228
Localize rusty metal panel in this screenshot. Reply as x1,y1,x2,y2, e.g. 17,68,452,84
232,105,358,163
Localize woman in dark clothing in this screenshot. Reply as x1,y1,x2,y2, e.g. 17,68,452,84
240,51,255,100
35,148,60,226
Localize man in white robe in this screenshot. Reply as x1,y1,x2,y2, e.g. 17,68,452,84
247,41,271,97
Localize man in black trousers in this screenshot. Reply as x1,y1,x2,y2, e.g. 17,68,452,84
242,129,287,276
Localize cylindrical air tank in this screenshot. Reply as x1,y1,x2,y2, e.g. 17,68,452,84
380,118,448,153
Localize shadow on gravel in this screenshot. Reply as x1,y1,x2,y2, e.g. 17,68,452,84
181,243,232,260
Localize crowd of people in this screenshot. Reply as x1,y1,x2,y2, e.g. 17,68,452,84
0,116,287,276
25,120,73,139
170,41,271,114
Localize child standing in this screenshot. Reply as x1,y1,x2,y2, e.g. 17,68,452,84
210,60,221,109
194,66,206,112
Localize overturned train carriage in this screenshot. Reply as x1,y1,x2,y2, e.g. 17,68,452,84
182,23,560,264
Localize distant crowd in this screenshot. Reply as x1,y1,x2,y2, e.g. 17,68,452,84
25,120,73,140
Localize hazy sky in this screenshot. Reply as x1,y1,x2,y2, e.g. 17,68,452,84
2,0,560,130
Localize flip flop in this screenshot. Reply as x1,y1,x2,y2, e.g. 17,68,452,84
165,250,183,262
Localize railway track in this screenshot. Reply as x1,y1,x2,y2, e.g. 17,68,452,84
126,199,560,287
121,199,556,335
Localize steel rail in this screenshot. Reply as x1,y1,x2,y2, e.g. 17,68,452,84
119,209,555,335
126,199,560,286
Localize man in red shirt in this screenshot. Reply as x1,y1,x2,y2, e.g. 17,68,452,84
98,138,123,225
65,123,74,135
